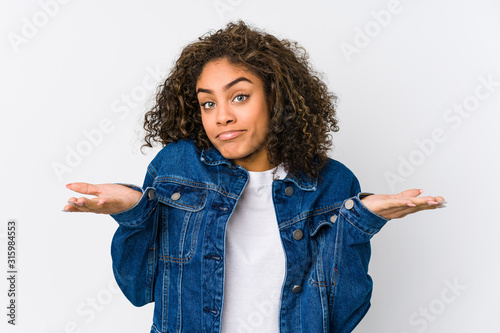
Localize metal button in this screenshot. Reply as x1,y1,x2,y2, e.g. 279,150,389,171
291,285,302,294
147,189,155,200
345,199,354,210
285,186,294,196
293,230,303,240
330,215,337,223
171,192,181,201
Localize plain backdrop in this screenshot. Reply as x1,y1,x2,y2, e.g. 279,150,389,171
1,0,499,332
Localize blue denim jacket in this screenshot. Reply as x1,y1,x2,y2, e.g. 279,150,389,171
110,140,389,333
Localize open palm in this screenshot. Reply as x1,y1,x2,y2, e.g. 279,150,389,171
63,183,143,214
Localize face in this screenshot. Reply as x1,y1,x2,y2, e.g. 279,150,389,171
196,58,272,171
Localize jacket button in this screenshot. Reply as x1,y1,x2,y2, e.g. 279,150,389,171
345,199,354,210
330,215,337,223
285,186,294,196
292,285,302,294
147,189,155,200
171,192,181,201
293,230,303,240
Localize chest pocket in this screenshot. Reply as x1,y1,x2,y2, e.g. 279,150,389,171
155,181,208,263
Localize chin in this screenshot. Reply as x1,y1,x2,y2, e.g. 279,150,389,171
221,151,248,161
215,144,247,159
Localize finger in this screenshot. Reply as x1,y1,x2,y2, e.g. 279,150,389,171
375,205,418,219
435,196,446,203
381,197,440,209
382,197,423,208
380,197,446,219
62,202,91,213
411,205,443,214
68,197,86,207
395,189,423,199
67,197,81,206
66,183,101,196
405,196,443,206
414,195,446,204
383,203,442,219
76,196,116,212
413,201,446,212
75,196,97,209
62,203,77,212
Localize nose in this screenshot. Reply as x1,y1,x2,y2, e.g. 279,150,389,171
216,102,234,125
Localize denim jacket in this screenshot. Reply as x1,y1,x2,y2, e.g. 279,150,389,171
110,140,389,333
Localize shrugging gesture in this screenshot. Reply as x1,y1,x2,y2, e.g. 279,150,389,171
361,189,445,220
63,183,142,215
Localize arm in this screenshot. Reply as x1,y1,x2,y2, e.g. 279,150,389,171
331,192,389,332
331,185,445,331
63,166,160,306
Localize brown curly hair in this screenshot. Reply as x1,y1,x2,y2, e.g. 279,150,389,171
143,21,339,179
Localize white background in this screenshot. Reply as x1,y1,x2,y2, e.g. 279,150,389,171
1,0,499,332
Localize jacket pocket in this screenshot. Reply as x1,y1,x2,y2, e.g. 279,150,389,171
155,181,208,263
308,210,340,286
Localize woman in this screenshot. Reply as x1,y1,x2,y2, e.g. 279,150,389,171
63,21,444,332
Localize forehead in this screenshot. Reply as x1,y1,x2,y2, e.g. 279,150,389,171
196,58,259,86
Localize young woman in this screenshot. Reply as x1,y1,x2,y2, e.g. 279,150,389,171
63,21,445,333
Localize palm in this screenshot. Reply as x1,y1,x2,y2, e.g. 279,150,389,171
63,183,143,215
360,189,445,220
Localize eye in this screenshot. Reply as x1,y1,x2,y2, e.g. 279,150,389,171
200,101,215,110
233,94,248,103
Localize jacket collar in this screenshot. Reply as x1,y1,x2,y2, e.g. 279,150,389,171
200,146,317,191
200,146,233,168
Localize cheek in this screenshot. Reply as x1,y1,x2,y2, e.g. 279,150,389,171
257,107,271,138
200,113,211,134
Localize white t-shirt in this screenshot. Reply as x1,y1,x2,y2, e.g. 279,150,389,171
221,166,287,333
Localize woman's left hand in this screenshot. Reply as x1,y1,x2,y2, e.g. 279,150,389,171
360,189,445,220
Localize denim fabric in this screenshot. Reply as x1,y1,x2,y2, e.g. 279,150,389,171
110,140,389,333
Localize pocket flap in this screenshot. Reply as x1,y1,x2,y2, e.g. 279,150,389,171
309,211,339,237
155,182,207,212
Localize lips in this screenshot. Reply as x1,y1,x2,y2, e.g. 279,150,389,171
216,130,245,141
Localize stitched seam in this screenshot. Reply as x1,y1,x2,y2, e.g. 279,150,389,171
147,206,156,303
309,279,328,287
161,206,168,332
177,260,183,331
178,211,191,260
161,260,168,332
147,165,157,179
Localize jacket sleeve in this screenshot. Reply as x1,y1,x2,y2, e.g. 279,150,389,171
331,177,390,332
109,164,159,307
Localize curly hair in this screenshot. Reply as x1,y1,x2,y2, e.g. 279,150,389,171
143,21,339,179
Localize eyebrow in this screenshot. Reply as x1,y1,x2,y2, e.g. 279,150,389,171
196,77,253,95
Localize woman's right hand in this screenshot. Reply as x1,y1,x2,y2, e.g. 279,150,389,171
63,183,143,215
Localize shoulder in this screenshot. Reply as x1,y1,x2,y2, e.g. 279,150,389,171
151,140,199,163
319,158,360,195
321,158,357,179
148,140,202,173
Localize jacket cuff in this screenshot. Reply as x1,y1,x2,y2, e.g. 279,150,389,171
116,183,143,193
340,193,389,235
110,184,156,227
